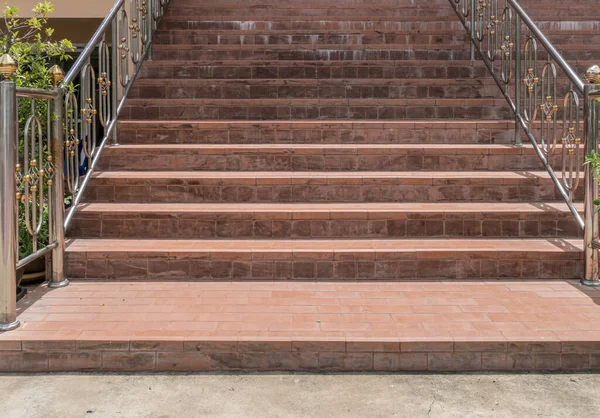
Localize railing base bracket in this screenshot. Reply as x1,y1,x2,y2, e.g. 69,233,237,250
580,279,600,287
0,320,20,331
48,279,70,289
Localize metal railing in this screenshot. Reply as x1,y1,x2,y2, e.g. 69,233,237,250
449,0,600,286
0,0,170,330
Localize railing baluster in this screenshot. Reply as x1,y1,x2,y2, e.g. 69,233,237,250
583,86,600,285
112,12,120,146
514,13,522,146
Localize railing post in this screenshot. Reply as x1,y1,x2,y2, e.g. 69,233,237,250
48,88,69,288
147,0,153,61
0,80,20,330
111,14,119,146
514,13,522,147
582,84,600,286
469,0,476,61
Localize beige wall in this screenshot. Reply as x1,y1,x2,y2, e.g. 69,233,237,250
13,0,114,18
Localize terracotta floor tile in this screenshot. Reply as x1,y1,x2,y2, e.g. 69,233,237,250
7,280,600,351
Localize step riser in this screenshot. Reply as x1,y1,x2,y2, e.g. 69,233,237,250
117,124,513,145
65,252,582,281
164,9,457,18
128,83,500,100
150,48,472,61
97,150,567,171
83,180,577,204
151,47,597,62
158,19,600,32
136,61,599,80
68,212,582,239
154,33,467,45
121,103,511,121
160,21,466,31
168,0,453,7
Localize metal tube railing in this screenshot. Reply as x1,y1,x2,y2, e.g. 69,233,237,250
0,0,171,329
449,0,599,285
0,80,19,331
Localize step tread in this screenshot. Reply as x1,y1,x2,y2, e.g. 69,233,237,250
105,143,537,152
66,238,583,253
118,119,513,127
103,143,551,158
152,43,468,49
7,280,600,372
78,201,582,214
124,98,506,104
92,170,560,181
132,78,498,84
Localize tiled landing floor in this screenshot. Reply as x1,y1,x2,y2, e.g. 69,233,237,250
2,280,600,371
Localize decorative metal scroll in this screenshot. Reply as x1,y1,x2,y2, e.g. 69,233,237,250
64,93,80,194
16,98,56,257
536,61,559,158
522,37,538,122
499,6,513,84
561,90,581,200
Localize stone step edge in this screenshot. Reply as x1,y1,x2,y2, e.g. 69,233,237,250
131,78,499,85
151,43,469,50
154,28,600,35
74,202,583,216
90,170,564,183
101,143,546,155
122,98,507,105
117,120,514,128
65,238,583,256
140,58,489,65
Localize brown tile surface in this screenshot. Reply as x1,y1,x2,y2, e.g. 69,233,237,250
3,280,600,371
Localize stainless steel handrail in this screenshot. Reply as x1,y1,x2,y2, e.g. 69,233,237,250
63,0,125,85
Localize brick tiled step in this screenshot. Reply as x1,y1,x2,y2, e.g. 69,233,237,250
4,280,600,372
138,60,491,80
82,171,580,203
120,98,510,120
150,44,472,61
117,120,514,145
129,78,500,100
154,31,467,46
97,144,567,171
68,202,583,239
64,238,583,280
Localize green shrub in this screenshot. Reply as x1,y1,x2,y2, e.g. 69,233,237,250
1,2,74,260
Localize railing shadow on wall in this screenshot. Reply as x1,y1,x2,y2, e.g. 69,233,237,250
0,0,171,330
449,0,600,286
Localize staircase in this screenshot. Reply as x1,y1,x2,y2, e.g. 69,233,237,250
7,0,600,373
64,0,587,281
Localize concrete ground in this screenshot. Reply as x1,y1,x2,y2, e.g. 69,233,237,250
0,373,599,417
